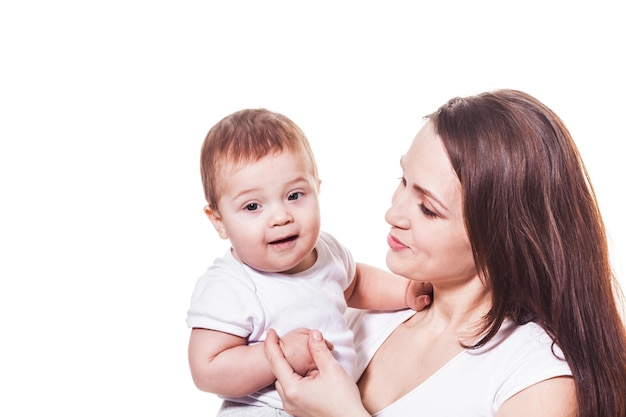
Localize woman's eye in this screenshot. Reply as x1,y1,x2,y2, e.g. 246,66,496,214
288,192,302,201
244,203,260,211
419,204,437,219
398,177,407,187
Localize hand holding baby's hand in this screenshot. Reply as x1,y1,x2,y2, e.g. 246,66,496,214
406,281,433,311
265,329,369,417
278,328,334,376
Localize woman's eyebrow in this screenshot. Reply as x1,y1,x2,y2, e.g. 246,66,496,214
413,184,450,213
400,156,450,213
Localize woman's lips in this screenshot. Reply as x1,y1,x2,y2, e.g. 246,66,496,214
387,233,408,250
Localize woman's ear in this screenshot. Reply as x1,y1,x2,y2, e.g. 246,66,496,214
204,205,228,239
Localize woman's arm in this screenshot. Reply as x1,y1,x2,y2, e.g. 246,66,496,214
345,262,432,311
265,328,371,417
496,376,577,417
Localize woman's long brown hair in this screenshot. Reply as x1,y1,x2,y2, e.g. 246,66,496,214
429,89,626,417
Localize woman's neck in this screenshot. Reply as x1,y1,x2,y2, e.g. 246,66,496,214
419,278,491,340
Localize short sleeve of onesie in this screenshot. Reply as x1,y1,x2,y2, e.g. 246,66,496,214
317,231,356,290
185,253,265,338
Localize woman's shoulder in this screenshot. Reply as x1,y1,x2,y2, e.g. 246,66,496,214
473,320,572,409
480,320,564,356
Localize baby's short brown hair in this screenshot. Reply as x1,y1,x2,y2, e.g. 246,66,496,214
200,109,319,210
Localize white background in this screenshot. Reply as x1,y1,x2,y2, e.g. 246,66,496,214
1,1,624,415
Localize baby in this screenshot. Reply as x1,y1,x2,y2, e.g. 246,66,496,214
186,109,429,416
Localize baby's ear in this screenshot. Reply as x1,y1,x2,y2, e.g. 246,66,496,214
204,205,228,239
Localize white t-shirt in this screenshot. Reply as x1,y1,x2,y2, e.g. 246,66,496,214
345,309,573,417
186,231,357,409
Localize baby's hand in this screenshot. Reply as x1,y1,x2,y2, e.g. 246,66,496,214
277,328,334,376
406,281,433,311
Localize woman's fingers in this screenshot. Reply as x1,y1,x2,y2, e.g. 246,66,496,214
265,328,368,417
306,329,340,370
265,329,302,384
265,328,336,380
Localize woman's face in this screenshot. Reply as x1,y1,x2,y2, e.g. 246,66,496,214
385,121,477,285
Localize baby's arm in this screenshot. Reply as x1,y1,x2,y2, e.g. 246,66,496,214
345,262,431,311
188,328,321,397
188,328,274,397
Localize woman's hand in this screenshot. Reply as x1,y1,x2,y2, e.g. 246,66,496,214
278,328,334,377
265,328,370,417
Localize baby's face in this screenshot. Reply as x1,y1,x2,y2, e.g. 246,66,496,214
209,150,321,274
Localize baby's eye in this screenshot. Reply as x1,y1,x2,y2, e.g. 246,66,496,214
288,192,303,201
398,177,407,187
244,203,260,211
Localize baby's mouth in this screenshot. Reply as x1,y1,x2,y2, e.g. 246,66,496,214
269,235,298,245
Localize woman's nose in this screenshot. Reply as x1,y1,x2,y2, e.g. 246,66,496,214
385,189,410,230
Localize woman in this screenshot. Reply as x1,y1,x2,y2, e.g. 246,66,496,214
264,89,626,417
